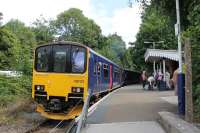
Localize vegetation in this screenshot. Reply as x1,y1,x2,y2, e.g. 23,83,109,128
135,0,200,120
0,8,130,110
0,75,31,107
1,1,199,121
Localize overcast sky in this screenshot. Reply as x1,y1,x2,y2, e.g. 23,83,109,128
0,0,142,47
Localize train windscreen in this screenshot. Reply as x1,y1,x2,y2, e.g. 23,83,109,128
35,44,86,73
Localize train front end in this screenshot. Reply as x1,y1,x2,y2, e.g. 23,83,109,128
32,42,88,120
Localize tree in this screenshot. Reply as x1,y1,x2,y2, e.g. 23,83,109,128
53,8,102,48
0,12,3,26
183,1,200,117
97,34,126,67
4,19,36,75
32,16,55,44
137,0,200,120
0,27,20,69
130,4,177,72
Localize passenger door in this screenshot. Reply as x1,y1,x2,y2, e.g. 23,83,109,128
109,64,113,90
96,61,102,93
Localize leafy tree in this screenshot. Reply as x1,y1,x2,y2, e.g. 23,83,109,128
137,0,200,119
183,1,200,116
53,8,102,48
0,26,20,70
122,47,137,70
4,19,36,75
130,5,177,72
0,12,3,26
32,16,55,44
97,34,126,67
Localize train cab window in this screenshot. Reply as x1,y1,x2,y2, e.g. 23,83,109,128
35,46,51,72
71,46,86,73
103,64,109,78
53,45,70,73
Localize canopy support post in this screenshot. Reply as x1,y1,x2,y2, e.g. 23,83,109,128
153,61,156,74
163,59,166,81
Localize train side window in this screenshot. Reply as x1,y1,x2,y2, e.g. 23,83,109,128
94,60,96,75
103,64,108,78
97,63,101,75
114,70,119,80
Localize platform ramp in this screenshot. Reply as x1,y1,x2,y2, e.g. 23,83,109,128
82,121,166,133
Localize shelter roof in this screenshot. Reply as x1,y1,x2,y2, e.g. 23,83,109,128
144,49,179,62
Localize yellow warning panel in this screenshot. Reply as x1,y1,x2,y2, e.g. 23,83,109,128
36,104,83,120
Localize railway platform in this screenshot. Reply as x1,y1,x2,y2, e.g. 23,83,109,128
80,85,178,133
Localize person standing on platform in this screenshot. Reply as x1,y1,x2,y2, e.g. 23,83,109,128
157,70,163,90
172,68,179,95
141,70,147,90
165,70,171,89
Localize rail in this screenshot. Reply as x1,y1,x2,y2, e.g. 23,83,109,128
75,89,92,133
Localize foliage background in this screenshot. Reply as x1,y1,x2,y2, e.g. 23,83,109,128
0,0,199,120
135,0,200,121
0,8,129,108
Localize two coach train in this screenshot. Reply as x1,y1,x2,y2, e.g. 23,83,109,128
32,41,126,120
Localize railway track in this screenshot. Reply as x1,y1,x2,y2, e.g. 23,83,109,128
25,119,76,133
25,90,108,133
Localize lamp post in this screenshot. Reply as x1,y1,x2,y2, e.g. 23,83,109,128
175,0,185,115
144,41,164,74
175,0,182,73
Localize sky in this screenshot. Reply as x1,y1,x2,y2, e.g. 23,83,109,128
0,0,142,47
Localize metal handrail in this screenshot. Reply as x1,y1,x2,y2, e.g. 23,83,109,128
76,89,92,133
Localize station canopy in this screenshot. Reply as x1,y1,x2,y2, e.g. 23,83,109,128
144,49,179,62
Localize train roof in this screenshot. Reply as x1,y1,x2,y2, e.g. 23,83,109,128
36,41,87,49
36,41,122,69
89,48,120,68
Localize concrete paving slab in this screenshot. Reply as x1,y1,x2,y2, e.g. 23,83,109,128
160,96,178,105
82,121,166,133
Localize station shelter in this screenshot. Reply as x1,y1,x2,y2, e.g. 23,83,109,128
144,49,179,89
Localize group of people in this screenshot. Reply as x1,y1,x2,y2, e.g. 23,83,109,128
141,69,177,91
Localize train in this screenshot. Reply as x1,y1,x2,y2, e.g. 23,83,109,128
123,69,141,85
32,41,126,120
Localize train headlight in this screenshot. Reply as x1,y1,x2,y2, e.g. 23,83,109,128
35,85,45,92
77,88,80,93
71,87,83,93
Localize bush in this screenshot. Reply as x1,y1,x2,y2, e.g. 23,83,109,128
0,75,32,107
193,84,200,120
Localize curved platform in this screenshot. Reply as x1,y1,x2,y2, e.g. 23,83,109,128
82,85,178,133
82,121,165,133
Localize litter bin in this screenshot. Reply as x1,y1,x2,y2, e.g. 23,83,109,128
159,80,166,91
177,73,185,115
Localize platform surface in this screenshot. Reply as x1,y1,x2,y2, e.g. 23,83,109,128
83,85,177,133
87,85,177,124
82,121,166,133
